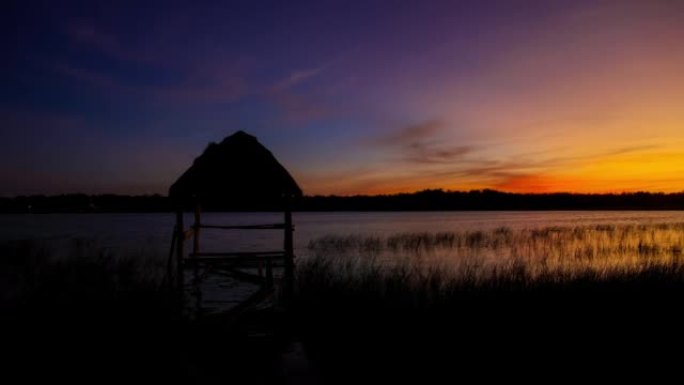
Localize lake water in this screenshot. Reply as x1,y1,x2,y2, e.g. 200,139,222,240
2,211,684,257
6,211,684,315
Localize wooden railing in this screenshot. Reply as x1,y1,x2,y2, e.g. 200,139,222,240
170,206,296,317
197,223,286,230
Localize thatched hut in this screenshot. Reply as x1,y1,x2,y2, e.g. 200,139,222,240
169,130,302,210
168,131,302,309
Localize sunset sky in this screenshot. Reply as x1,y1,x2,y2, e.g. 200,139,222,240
3,1,684,196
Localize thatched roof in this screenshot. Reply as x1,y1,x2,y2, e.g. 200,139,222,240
169,131,302,208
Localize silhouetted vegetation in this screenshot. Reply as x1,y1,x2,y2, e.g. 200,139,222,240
302,188,684,211
1,240,181,382
4,222,684,382
3,189,684,213
0,240,298,384
306,222,684,269
294,223,684,382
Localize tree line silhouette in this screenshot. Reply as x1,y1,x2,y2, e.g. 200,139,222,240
2,189,684,213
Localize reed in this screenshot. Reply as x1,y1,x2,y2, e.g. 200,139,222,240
1,239,183,382
305,222,684,277
296,222,684,382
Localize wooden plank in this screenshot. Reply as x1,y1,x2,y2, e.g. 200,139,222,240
186,257,287,268
193,205,201,253
214,268,266,285
189,251,285,258
198,224,286,230
224,287,274,316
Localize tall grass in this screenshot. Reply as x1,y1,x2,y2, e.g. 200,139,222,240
0,239,169,316
0,240,296,384
296,222,684,382
1,239,183,382
306,222,684,279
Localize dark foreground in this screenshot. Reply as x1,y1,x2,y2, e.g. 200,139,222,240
291,257,684,384
3,241,684,384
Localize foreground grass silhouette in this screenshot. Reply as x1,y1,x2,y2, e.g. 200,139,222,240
293,254,684,382
3,223,684,383
296,223,684,382
1,240,179,382
0,240,292,384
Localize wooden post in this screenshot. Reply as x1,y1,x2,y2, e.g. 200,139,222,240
266,259,274,288
283,198,295,299
192,203,202,317
167,227,177,290
193,204,201,254
175,210,185,296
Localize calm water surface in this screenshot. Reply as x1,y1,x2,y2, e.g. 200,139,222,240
2,211,684,257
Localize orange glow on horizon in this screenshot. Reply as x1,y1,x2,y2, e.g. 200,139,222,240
301,142,684,196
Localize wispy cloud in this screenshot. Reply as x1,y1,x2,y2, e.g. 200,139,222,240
370,120,475,164
300,143,683,195
266,67,333,124
65,18,341,120
493,174,567,193
53,62,122,89
543,144,663,167
405,145,474,165
270,92,331,124
310,125,674,195
271,67,322,92
58,20,250,104
375,120,444,146
65,18,165,65
52,59,246,104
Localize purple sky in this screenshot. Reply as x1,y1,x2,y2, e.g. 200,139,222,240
4,1,684,196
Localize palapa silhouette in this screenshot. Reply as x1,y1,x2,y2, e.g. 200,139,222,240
168,130,301,316
170,130,301,210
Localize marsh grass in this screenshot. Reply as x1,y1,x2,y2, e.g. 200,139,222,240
0,239,169,313
1,240,295,384
306,222,684,277
297,222,684,382
0,239,182,382
4,222,684,383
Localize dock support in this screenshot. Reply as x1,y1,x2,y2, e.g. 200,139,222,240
170,197,297,317
175,210,185,297
283,205,294,300
192,203,202,317
193,204,201,254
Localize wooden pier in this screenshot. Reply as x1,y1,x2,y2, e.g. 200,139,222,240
166,131,302,319
169,206,295,317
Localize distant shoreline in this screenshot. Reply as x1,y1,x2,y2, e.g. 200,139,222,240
3,209,684,214
2,189,684,213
